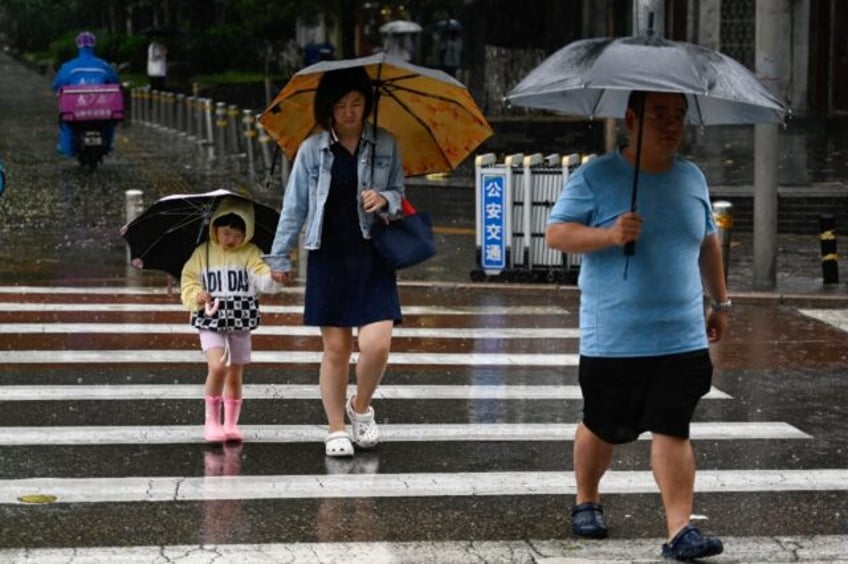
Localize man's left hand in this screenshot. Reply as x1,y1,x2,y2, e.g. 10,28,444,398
706,309,728,342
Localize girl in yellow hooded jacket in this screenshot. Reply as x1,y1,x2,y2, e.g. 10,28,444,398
180,197,281,443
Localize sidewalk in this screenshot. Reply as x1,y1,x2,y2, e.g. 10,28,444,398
400,182,848,304
118,125,848,306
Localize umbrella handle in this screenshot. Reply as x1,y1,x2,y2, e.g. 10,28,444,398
624,94,646,259
204,298,220,316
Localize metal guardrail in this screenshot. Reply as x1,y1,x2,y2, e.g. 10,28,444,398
472,151,591,283
129,86,287,191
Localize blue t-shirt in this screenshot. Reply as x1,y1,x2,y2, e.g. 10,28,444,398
547,149,716,357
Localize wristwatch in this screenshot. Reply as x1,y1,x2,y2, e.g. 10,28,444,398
710,298,732,312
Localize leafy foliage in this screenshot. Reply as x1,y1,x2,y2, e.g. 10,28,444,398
0,0,467,74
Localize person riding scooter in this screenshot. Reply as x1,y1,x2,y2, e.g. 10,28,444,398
51,31,120,156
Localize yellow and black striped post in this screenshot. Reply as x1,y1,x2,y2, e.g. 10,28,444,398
712,200,733,282
820,213,839,285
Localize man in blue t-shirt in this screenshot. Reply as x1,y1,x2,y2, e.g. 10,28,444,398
546,91,729,561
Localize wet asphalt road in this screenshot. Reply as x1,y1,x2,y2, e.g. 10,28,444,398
1,285,847,563
1,52,848,563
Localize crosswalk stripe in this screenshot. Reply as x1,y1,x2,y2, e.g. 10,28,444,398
799,308,848,333
2,469,847,504
1,350,581,365
1,286,829,559
0,536,844,564
0,286,181,295
0,302,571,315
0,383,732,400
0,422,809,445
0,323,581,338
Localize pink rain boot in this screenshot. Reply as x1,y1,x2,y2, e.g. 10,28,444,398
204,396,226,443
223,398,244,442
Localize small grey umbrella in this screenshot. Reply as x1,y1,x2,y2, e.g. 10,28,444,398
379,20,423,35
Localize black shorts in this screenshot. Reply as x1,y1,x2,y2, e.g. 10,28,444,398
578,349,713,444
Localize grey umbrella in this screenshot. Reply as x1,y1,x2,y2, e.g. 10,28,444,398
505,30,788,257
505,33,788,125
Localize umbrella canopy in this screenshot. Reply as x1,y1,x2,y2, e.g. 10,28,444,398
505,33,788,125
121,189,279,280
259,53,493,177
380,20,422,34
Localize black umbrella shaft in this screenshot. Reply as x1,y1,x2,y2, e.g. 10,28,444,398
624,96,646,257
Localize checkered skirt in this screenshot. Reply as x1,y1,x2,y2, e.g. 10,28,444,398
190,296,260,332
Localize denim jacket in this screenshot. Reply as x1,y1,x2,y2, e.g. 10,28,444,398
264,125,405,272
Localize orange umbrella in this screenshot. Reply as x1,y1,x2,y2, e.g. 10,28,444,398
259,53,493,177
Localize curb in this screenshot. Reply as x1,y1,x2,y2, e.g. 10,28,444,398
398,280,848,306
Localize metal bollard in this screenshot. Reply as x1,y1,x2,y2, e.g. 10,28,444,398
165,92,175,131
227,104,241,154
125,189,144,223
175,93,186,135
140,88,149,124
159,91,168,129
242,109,257,180
195,97,204,144
257,121,273,170
215,102,228,161
186,96,196,140
124,190,144,261
819,213,839,285
151,90,160,127
203,98,216,160
712,200,733,281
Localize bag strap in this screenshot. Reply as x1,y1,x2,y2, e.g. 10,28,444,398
401,198,416,216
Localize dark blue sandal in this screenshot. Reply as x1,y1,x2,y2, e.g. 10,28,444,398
661,525,723,561
571,501,608,538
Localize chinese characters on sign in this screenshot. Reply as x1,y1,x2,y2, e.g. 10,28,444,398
480,173,506,271
70,108,113,119
58,84,124,122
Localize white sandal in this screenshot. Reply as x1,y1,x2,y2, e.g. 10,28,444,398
346,396,379,448
324,431,354,457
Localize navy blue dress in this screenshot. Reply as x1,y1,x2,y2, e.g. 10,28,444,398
303,141,402,327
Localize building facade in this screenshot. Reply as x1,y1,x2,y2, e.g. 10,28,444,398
305,0,845,117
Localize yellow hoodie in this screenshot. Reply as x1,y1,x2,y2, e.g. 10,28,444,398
180,196,280,331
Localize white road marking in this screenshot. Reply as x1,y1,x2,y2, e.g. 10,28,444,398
0,421,808,446
799,308,848,333
0,323,580,338
2,536,846,564
0,536,846,564
0,302,570,315
2,469,846,504
0,350,581,366
0,383,731,400
0,286,181,295
0,285,826,563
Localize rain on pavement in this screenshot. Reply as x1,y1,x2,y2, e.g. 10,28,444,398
1,51,848,563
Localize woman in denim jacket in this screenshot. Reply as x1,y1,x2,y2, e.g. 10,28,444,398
265,67,405,458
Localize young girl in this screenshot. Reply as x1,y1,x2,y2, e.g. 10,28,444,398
181,196,281,443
